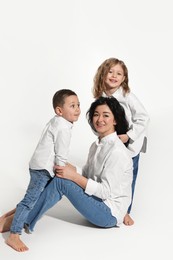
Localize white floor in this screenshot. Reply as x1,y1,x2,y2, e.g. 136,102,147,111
1,184,173,260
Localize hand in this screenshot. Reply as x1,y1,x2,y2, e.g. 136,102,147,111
118,134,129,144
54,164,77,181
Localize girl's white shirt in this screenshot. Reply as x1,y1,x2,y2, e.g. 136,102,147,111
82,132,133,225
103,87,150,157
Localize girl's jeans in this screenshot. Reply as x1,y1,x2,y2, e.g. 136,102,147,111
26,177,117,231
127,153,140,214
10,169,51,234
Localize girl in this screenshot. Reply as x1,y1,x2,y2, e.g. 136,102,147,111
93,58,150,225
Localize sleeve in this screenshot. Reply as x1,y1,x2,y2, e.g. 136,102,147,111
126,93,150,141
54,128,72,166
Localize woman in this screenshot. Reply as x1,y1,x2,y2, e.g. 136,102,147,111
1,96,133,252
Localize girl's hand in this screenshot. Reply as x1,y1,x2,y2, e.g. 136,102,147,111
118,134,129,144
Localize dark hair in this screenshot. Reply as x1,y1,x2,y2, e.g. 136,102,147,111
52,89,77,109
87,96,129,146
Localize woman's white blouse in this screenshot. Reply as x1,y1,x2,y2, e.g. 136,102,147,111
82,132,133,225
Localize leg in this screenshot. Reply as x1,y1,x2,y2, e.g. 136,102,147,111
6,169,51,252
0,212,15,233
124,154,140,226
27,177,117,231
0,208,16,219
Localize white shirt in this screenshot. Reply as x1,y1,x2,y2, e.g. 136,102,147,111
29,115,73,177
103,87,150,157
82,132,133,225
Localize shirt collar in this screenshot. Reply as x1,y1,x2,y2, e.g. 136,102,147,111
96,132,118,145
55,115,73,128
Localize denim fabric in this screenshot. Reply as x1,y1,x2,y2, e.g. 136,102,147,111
10,169,51,234
127,154,140,213
26,177,117,231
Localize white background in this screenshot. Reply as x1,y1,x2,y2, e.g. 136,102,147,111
0,0,172,259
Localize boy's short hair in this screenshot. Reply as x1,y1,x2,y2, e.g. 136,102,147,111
52,89,77,109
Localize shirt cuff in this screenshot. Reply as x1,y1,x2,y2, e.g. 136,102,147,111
85,179,98,195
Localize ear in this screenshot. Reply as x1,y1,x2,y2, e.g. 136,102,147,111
55,106,63,116
113,119,116,125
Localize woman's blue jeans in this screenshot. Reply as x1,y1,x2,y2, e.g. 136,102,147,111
127,154,140,214
26,177,117,231
10,169,51,234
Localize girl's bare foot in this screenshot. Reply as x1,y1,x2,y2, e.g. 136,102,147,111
6,233,29,252
123,213,134,226
0,214,14,233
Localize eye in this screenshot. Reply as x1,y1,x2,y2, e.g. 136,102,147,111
93,113,98,117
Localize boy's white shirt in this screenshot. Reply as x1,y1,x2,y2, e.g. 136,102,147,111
29,115,73,177
103,87,150,157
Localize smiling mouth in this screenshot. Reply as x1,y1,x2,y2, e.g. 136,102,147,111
109,79,117,83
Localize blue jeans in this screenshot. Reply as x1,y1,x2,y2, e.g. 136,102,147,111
127,154,140,214
26,177,117,231
10,169,51,234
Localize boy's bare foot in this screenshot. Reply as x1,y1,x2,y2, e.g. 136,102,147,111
0,214,14,233
123,213,134,226
6,233,29,252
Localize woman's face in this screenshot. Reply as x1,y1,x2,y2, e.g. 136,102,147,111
92,104,116,138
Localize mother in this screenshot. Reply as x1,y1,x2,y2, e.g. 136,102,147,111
1,96,133,251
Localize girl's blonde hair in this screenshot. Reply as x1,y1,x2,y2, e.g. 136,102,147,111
93,58,130,98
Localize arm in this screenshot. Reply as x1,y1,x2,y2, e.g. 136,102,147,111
54,164,88,189
54,128,72,166
126,93,150,141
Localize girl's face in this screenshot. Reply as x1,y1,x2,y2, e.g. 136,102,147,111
105,64,125,91
93,104,116,138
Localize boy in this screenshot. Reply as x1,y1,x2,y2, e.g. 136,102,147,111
3,89,80,252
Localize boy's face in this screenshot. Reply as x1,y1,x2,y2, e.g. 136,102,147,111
56,95,81,123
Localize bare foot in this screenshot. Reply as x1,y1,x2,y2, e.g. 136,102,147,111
0,214,14,233
6,233,29,252
123,213,134,226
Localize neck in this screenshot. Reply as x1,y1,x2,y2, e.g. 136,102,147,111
105,87,119,96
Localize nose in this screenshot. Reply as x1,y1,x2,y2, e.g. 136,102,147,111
76,106,80,113
97,115,103,122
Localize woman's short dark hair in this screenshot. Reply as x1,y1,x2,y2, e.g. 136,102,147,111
87,96,129,146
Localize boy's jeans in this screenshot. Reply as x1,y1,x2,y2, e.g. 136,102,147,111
26,177,117,231
10,169,51,234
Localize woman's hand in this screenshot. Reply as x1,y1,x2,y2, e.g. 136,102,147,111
54,163,88,189
118,134,129,144
54,163,77,181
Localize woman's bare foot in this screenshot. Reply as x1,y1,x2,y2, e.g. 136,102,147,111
123,213,134,226
0,214,14,233
6,233,29,252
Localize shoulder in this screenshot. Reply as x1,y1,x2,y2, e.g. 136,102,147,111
51,116,72,129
